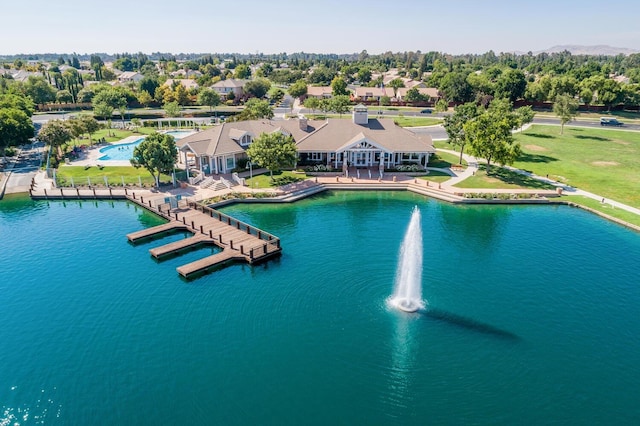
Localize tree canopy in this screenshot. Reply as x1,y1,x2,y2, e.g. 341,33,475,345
37,119,73,160
245,131,297,180
0,107,34,155
464,100,521,173
130,132,177,187
553,94,579,134
443,102,481,164
197,88,221,112
233,98,274,121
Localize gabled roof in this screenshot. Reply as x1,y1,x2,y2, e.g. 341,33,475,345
353,87,395,98
177,117,434,158
306,86,333,96
163,78,199,90
295,118,434,154
211,79,248,89
177,119,321,157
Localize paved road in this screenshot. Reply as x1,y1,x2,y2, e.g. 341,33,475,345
3,141,45,194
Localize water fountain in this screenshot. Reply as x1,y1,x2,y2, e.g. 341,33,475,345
388,206,425,313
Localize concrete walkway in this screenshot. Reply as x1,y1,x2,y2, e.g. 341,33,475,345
435,146,640,217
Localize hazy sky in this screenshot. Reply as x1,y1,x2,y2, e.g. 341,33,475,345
3,0,639,55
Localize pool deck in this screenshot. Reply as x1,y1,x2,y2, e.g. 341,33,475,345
71,136,142,167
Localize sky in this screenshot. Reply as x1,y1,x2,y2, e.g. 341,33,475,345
2,0,640,56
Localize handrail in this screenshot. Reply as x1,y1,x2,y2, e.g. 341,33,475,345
187,201,280,246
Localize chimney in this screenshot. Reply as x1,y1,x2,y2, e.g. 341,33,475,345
299,116,308,131
352,104,368,125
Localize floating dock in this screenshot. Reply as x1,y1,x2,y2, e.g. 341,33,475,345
125,192,281,279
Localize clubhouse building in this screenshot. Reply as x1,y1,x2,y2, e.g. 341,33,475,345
176,105,435,175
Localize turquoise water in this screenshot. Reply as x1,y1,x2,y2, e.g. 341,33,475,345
98,131,194,161
1,192,640,424
98,138,143,161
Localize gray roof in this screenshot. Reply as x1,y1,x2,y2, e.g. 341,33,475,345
295,118,434,154
177,117,434,157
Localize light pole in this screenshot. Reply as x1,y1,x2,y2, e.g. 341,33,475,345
247,161,253,189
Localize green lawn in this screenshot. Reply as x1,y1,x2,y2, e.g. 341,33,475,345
418,170,453,183
245,171,307,189
454,166,556,190
512,125,640,207
69,128,156,148
428,151,467,168
56,165,183,187
393,117,442,127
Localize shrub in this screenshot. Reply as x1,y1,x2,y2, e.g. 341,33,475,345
271,175,304,186
4,147,17,157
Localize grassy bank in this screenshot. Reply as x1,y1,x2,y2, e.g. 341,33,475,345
56,165,183,187
513,125,640,208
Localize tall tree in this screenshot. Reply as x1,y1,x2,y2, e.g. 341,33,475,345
329,95,351,116
331,76,349,96
233,98,273,121
288,80,308,100
553,94,578,135
440,71,473,103
443,102,480,164
22,76,56,105
37,119,73,159
163,101,181,117
246,132,297,181
495,69,527,102
197,88,221,113
130,132,177,187
244,78,271,99
387,78,405,97
464,104,521,173
0,108,34,156
515,105,535,132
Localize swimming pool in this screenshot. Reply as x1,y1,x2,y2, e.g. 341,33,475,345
98,131,195,161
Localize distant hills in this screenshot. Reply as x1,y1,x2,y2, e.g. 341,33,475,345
535,45,640,56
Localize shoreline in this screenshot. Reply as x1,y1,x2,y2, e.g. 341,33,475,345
20,179,640,234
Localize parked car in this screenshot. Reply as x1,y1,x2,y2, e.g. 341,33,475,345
600,117,623,126
420,109,432,114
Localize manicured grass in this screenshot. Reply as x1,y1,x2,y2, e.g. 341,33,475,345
418,170,453,183
393,117,442,127
69,128,156,147
245,171,307,189
513,125,640,207
428,151,467,168
454,166,556,190
561,196,640,228
56,165,184,187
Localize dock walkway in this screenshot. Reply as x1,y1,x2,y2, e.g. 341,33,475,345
125,192,281,279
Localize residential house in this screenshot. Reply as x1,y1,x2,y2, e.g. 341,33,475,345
176,104,434,175
395,87,441,103
118,71,144,83
171,69,203,79
353,87,395,102
211,79,248,100
305,86,333,99
163,78,199,91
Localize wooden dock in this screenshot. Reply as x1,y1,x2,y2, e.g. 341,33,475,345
125,192,281,279
127,222,189,243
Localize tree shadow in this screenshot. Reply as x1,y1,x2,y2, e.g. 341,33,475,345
485,166,556,189
517,152,558,163
575,135,611,142
526,132,554,139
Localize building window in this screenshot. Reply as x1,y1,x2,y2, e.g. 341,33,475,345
240,134,252,146
310,152,323,161
402,153,419,160
226,157,234,170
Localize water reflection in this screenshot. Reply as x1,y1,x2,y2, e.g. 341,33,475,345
383,312,419,420
438,204,511,249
